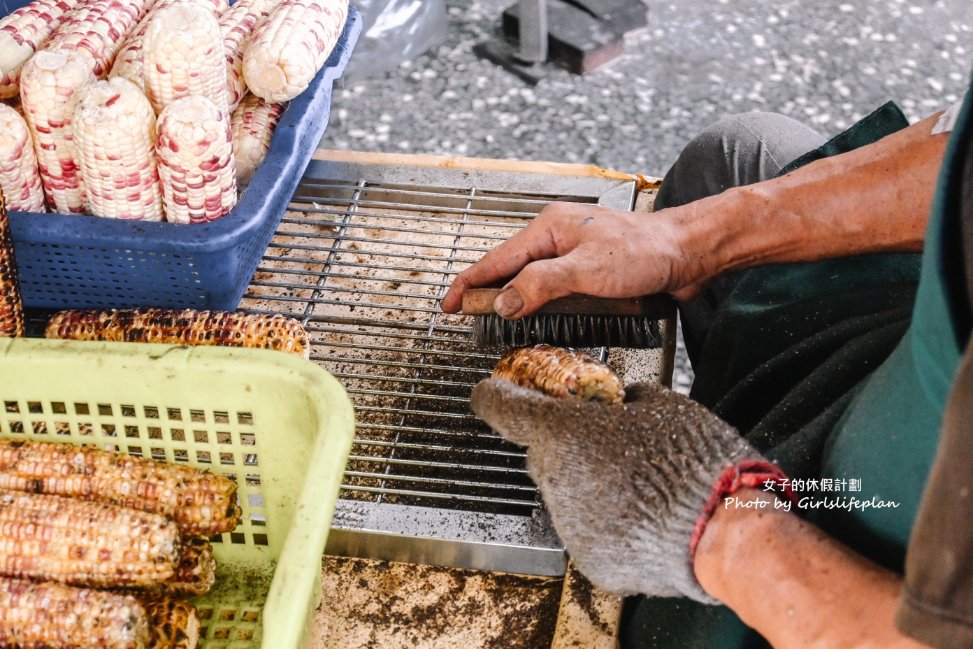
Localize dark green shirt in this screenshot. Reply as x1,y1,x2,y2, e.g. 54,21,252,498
621,82,972,649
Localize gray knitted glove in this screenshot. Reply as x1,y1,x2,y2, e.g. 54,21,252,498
471,379,788,603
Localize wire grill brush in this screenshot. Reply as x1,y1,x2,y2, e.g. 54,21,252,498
461,289,676,349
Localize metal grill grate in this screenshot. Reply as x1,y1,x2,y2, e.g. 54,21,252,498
238,156,640,575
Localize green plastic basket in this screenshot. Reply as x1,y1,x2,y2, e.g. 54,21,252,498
0,338,356,649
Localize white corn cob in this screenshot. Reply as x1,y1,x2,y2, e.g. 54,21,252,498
110,0,228,92
142,3,228,115
0,0,83,98
156,96,236,224
44,0,149,78
242,0,348,103
220,0,278,111
0,104,45,212
73,77,163,221
19,49,94,213
231,93,283,185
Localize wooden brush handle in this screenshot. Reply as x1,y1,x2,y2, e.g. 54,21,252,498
461,289,675,319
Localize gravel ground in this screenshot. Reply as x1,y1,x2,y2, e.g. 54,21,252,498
322,0,972,391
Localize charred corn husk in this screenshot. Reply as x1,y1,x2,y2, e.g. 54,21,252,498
19,48,94,213
110,0,228,92
156,96,236,223
141,596,200,649
231,93,283,184
157,536,216,597
0,488,179,587
0,438,241,536
0,104,45,212
0,577,149,649
73,77,163,221
0,187,24,338
0,0,83,98
44,0,148,78
47,307,309,357
221,0,278,111
142,3,228,115
243,0,348,103
492,345,625,404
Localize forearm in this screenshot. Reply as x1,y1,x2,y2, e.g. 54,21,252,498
676,113,950,280
694,489,929,648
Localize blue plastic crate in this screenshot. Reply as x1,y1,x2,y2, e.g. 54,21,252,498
3,2,361,310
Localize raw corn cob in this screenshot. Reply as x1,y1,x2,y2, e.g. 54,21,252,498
73,77,163,221
46,307,310,358
142,3,229,115
19,49,94,213
0,104,44,212
0,0,83,98
0,488,180,587
44,0,148,78
110,0,228,92
231,93,284,184
155,96,236,223
141,596,200,649
220,0,278,111
0,187,24,338
0,577,149,649
0,438,242,536
242,0,348,103
492,345,626,404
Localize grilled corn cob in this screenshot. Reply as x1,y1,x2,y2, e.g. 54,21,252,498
242,0,348,103
221,0,278,111
73,77,164,221
0,488,179,587
0,577,149,649
158,536,216,597
492,345,625,404
44,0,148,78
0,0,83,98
231,93,284,184
47,307,310,357
0,187,24,338
142,3,229,115
48,307,309,356
0,104,44,213
19,48,94,213
0,438,241,536
156,96,236,223
110,0,228,92
141,596,200,649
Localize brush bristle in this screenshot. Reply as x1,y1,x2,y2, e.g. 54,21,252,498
472,313,664,348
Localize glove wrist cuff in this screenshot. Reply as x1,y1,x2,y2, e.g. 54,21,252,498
689,460,795,562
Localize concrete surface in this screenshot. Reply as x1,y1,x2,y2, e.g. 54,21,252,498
325,0,971,175
322,0,972,391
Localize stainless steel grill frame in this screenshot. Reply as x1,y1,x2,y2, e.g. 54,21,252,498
239,155,643,576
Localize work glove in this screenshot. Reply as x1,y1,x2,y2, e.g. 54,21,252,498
470,379,791,603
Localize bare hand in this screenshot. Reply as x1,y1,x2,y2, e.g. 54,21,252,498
440,201,712,318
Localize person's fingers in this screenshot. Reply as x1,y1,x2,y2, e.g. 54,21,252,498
440,216,563,313
622,381,671,403
623,381,740,441
440,202,597,313
496,256,586,318
470,378,581,446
